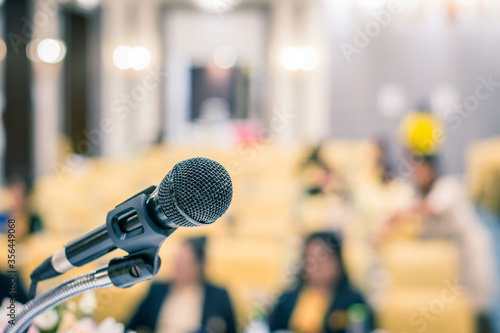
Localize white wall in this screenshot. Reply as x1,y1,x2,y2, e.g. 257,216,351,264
31,0,64,177
163,6,268,144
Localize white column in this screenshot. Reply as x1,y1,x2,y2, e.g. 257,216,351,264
268,0,298,144
301,0,331,143
100,0,130,157
132,0,162,148
0,18,5,184
32,0,63,176
268,0,331,144
164,55,191,143
100,0,162,156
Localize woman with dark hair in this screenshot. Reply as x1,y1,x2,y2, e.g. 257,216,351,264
128,237,237,333
268,232,373,333
0,271,29,303
385,154,496,332
298,144,347,198
1,174,44,237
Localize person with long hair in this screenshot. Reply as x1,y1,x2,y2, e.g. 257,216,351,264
128,237,237,333
268,232,373,333
384,154,496,332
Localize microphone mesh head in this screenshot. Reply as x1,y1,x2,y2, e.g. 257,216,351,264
157,157,233,227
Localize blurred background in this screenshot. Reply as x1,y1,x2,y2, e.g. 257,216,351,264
1,0,500,332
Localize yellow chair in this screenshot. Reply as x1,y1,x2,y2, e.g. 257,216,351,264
376,240,474,333
377,288,474,333
380,240,459,289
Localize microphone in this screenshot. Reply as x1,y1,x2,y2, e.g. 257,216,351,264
30,157,233,283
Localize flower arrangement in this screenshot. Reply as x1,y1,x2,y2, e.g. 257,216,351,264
0,291,127,333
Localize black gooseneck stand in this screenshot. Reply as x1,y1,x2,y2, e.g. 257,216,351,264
4,186,175,333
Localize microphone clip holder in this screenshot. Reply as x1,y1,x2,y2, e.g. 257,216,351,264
4,253,159,333
107,249,160,288
104,185,176,281
11,186,180,333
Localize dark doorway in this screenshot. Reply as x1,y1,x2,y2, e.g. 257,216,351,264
190,65,250,121
3,0,33,180
63,7,100,155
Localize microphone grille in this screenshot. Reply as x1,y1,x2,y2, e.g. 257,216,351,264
157,157,233,227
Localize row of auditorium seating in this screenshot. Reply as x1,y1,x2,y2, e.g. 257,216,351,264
467,136,500,214
1,139,486,332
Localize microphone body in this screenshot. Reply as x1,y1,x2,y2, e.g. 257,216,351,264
31,185,175,281
31,157,233,284
63,225,115,269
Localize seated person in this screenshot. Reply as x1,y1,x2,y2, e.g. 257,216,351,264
384,155,496,331
128,237,236,333
268,232,373,333
1,174,43,237
0,271,29,303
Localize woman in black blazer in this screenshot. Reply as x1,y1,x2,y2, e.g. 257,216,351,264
268,232,373,333
0,271,28,303
128,237,236,333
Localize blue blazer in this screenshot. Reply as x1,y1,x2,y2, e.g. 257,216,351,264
128,281,237,333
268,282,374,333
0,272,28,304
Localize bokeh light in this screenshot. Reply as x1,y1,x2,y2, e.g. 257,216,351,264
300,47,319,71
457,0,477,6
377,84,407,119
430,85,460,119
280,47,304,71
129,46,151,71
0,39,6,62
195,0,240,13
37,39,66,64
400,112,444,155
213,45,237,69
113,45,132,70
113,45,151,70
281,47,319,71
76,0,99,10
357,0,387,10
